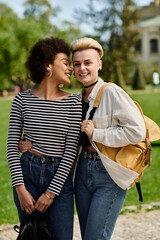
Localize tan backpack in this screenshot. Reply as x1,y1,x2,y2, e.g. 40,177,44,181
90,83,160,201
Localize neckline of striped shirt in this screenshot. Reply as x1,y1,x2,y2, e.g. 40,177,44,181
26,90,75,102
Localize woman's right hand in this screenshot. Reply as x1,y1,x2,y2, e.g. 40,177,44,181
15,184,35,214
19,136,32,153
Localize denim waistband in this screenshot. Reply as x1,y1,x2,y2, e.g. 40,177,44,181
21,151,61,164
80,149,100,160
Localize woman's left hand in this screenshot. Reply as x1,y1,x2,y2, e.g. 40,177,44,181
35,191,55,213
80,120,94,139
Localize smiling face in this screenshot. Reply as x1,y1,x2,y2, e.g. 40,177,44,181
72,48,102,86
46,53,73,85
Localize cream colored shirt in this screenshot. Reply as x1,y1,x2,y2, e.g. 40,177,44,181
85,78,146,147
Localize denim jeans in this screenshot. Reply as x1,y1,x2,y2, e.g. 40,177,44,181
75,150,127,240
13,151,74,240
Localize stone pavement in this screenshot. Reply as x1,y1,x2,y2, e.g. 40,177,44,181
0,203,160,240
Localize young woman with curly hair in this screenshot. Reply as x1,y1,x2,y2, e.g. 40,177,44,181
7,37,82,240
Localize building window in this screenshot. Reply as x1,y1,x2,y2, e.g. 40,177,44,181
150,39,158,53
135,39,142,53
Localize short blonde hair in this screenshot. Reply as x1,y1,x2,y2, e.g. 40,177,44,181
70,37,103,58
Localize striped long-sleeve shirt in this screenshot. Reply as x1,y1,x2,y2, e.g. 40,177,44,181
7,90,82,195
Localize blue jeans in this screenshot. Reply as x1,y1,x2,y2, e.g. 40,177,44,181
13,151,74,240
75,150,127,240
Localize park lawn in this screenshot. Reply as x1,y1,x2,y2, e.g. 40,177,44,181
0,91,160,224
0,99,18,224
130,92,160,126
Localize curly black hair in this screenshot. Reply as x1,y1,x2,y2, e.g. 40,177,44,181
25,37,70,83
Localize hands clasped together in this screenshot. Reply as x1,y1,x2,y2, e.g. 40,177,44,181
15,185,55,215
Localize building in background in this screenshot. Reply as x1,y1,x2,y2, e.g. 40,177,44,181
134,0,160,66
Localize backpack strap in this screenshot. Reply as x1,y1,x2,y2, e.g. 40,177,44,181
136,182,143,202
93,83,111,108
89,83,111,120
145,129,152,167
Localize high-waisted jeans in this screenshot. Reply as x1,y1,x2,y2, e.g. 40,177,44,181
13,151,74,240
75,149,127,240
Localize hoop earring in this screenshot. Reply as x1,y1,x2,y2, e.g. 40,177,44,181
46,69,52,78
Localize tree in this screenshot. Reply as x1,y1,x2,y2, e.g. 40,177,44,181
0,1,84,91
0,4,19,91
51,20,82,45
0,3,53,91
115,64,127,91
75,0,139,88
23,0,56,22
10,18,50,90
132,64,146,90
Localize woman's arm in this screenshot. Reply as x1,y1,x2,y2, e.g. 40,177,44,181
92,85,146,147
7,93,35,214
7,94,24,186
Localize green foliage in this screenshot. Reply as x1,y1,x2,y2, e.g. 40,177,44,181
115,64,127,91
0,3,49,91
0,4,19,91
132,64,146,89
0,1,83,92
50,21,82,45
23,0,56,23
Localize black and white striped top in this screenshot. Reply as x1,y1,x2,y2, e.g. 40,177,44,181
7,90,82,195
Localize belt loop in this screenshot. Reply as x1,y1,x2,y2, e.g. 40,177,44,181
41,156,45,163
51,157,55,163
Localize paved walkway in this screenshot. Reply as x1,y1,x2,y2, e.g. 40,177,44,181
0,203,160,240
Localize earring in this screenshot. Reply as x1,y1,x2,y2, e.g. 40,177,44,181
58,84,64,88
46,69,52,78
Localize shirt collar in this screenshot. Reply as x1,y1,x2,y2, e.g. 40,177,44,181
88,77,105,101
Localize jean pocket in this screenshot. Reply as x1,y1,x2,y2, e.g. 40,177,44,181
95,160,107,173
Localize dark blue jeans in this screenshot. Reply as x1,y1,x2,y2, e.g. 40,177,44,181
13,151,74,240
75,150,127,240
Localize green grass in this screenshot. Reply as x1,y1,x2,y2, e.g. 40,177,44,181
130,92,160,125
0,90,160,224
0,99,18,224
